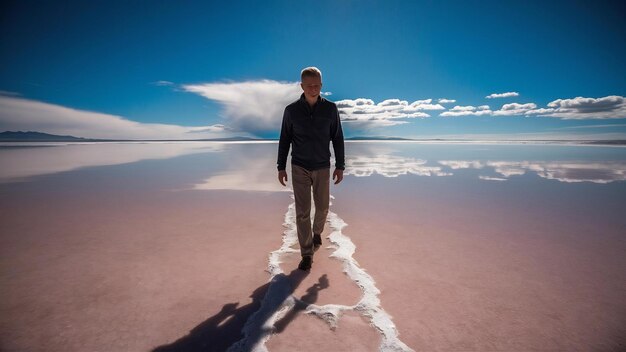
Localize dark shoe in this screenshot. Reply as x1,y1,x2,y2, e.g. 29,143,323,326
313,233,322,252
298,256,313,271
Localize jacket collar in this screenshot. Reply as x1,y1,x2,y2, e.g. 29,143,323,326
299,93,323,106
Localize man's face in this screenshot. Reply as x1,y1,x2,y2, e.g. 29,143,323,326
301,75,322,100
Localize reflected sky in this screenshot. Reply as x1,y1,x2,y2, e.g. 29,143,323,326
438,160,626,183
1,141,625,189
0,142,223,183
2,141,624,352
343,142,626,184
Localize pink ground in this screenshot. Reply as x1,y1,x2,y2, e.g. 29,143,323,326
332,186,626,351
1,180,625,351
0,188,288,351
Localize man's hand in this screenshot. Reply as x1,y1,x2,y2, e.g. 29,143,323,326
278,170,288,186
333,168,344,185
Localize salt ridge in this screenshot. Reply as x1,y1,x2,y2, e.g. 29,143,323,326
228,194,414,352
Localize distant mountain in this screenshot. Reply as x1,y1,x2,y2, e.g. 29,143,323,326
0,131,96,141
0,131,265,142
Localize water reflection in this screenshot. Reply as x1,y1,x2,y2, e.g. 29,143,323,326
0,142,223,183
439,160,626,183
193,157,290,192
344,154,626,183
345,155,451,177
191,143,291,193
2,142,625,188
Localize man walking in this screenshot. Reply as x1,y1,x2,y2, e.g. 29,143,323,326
277,67,345,271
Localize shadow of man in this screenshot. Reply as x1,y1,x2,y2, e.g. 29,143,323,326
273,274,329,333
152,269,328,352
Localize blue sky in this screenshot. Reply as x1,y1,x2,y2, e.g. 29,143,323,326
1,0,625,140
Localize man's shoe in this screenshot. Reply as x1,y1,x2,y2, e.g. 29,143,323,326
298,256,313,271
313,233,322,252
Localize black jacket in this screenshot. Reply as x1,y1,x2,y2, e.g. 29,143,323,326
277,93,345,171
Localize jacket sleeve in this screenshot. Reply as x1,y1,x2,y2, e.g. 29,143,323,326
331,105,345,170
277,107,292,171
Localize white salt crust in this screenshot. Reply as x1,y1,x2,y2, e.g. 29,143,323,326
228,194,413,352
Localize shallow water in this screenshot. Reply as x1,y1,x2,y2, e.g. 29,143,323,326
1,141,625,351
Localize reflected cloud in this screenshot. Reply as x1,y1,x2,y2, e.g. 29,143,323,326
438,160,485,169
191,144,293,192
194,158,291,193
340,147,626,184
345,155,452,177
479,175,508,181
0,142,223,183
489,161,626,184
4,141,624,190
438,160,626,184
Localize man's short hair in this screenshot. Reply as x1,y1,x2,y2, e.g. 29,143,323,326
301,67,322,81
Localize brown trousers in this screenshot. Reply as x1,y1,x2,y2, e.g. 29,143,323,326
291,165,330,257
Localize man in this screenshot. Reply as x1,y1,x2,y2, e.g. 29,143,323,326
277,66,345,271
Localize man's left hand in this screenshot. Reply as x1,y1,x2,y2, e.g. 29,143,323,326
333,168,344,185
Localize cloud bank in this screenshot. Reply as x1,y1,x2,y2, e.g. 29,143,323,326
0,95,233,140
3,78,624,141
182,80,301,136
335,98,437,130
181,80,626,129
542,96,626,119
182,80,442,132
440,105,493,117
437,95,626,119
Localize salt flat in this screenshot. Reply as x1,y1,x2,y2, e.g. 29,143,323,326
1,141,625,351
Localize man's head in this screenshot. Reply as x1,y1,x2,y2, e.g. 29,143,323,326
300,67,322,101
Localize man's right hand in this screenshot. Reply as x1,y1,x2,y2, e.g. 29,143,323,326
278,170,288,186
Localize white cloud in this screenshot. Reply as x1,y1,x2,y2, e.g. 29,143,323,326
437,95,625,119
541,95,626,119
438,98,456,104
440,105,493,117
336,98,430,130
355,98,375,106
0,95,235,140
183,80,436,133
501,103,537,111
525,108,555,115
182,80,301,135
378,99,406,107
450,105,476,111
492,102,537,116
486,92,520,99
440,110,493,117
409,99,445,110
